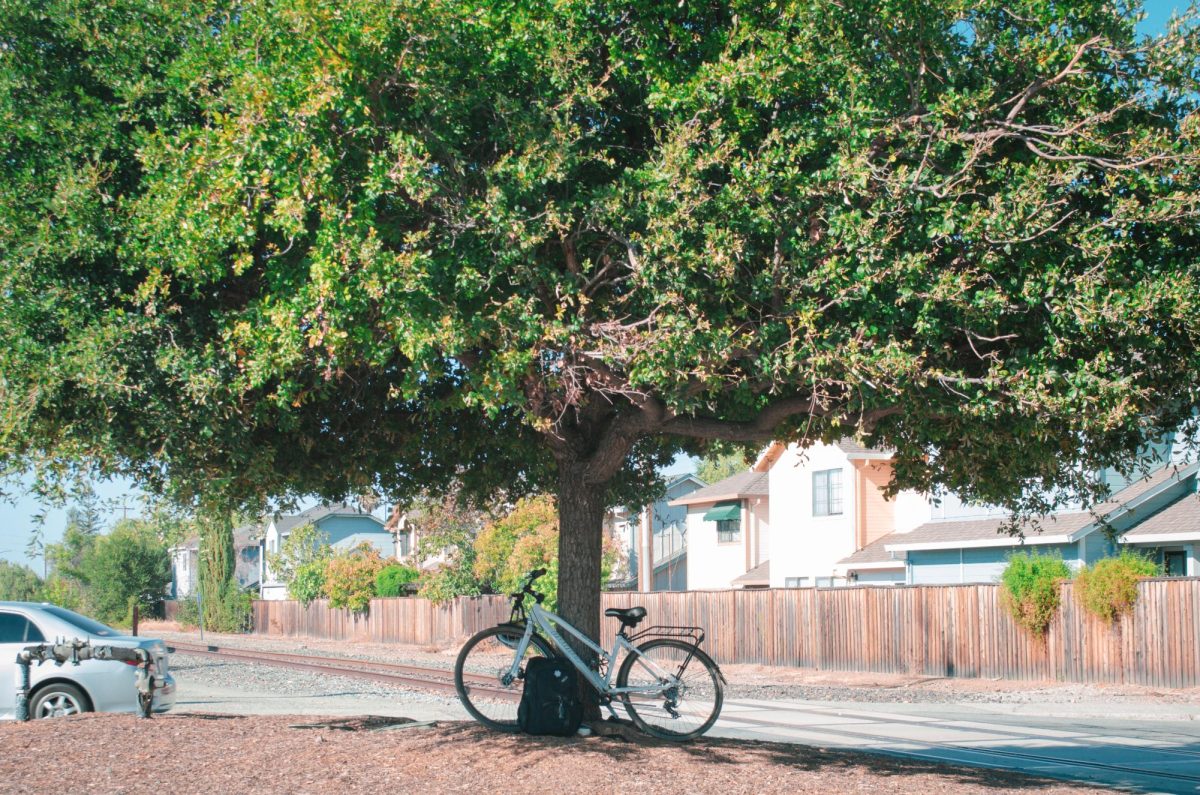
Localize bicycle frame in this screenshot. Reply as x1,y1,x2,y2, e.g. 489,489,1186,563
503,601,677,697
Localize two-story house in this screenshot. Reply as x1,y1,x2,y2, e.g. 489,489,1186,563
673,471,771,590
763,439,930,587
673,439,929,589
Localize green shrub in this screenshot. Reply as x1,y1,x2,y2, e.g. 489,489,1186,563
324,543,385,612
1000,551,1072,635
206,582,254,633
175,584,252,633
1075,550,1161,622
39,576,84,612
375,563,420,597
175,597,200,629
0,560,43,601
289,560,327,605
74,523,171,625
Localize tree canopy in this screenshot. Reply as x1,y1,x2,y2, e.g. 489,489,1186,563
3,0,1200,635
0,560,42,601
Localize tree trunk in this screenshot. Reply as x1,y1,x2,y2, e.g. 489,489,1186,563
556,457,608,719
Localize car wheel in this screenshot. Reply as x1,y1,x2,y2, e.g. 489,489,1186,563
30,684,89,719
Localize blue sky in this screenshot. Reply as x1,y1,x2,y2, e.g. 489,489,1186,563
0,1,1190,568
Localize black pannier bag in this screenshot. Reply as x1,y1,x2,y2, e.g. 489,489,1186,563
517,656,583,736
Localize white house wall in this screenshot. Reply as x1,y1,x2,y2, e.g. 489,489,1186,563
749,496,769,567
171,549,197,598
893,490,933,534
768,442,857,587
685,505,751,590
854,569,905,585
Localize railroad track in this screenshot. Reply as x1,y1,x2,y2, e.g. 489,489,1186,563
168,641,519,701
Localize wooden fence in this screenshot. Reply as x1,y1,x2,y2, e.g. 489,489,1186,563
251,576,1200,688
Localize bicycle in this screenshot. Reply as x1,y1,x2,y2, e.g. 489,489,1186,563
453,568,725,741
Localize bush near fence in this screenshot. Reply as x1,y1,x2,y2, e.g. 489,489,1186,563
251,577,1200,688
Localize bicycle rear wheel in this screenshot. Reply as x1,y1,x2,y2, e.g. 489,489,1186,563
616,638,723,740
454,625,554,731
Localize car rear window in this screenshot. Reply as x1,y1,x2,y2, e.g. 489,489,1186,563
39,605,119,637
0,612,47,644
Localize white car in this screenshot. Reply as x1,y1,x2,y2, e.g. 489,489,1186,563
0,602,177,719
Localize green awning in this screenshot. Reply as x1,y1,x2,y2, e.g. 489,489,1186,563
703,502,741,522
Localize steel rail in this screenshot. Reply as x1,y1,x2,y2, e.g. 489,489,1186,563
168,641,519,701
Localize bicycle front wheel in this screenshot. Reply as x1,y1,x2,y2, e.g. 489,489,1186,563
454,625,554,731
616,638,724,740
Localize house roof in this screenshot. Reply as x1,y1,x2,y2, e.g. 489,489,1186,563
665,473,707,491
1120,492,1200,542
173,523,260,552
274,503,383,534
668,471,769,506
731,560,770,586
836,533,906,569
887,463,1198,552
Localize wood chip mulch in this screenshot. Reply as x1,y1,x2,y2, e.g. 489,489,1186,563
0,713,1114,794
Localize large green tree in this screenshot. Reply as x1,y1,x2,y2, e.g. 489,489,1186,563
0,560,42,601
3,0,1200,651
70,521,171,624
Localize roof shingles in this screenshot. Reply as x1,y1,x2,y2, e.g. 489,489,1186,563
669,471,768,506
888,464,1197,550
1122,493,1200,539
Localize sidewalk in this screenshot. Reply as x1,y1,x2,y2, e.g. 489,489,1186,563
713,697,1200,794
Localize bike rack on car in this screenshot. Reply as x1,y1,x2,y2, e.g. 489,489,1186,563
14,639,164,720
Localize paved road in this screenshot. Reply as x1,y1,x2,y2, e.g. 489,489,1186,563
175,675,1200,793
714,698,1200,794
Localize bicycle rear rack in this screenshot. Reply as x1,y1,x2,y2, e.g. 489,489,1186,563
627,625,706,649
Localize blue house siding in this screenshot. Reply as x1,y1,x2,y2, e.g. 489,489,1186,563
311,515,385,543
908,543,1083,584
331,531,396,558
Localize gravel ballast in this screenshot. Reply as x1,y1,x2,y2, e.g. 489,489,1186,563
151,626,1200,714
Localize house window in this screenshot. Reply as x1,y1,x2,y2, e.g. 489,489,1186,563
703,501,741,543
1164,549,1187,577
784,577,810,588
813,468,843,516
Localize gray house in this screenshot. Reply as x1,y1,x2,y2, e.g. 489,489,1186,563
169,523,261,598
836,461,1200,584
608,474,705,592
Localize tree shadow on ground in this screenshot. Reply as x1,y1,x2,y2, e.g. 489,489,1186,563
435,721,1115,792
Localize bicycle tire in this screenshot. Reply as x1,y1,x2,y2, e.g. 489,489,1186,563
454,625,555,731
615,638,723,740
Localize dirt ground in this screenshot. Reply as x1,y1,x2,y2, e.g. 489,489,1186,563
0,713,1115,794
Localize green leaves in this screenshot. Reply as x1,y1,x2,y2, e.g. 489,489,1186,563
2,0,1199,526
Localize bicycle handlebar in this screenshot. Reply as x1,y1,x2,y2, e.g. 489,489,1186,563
510,568,548,603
